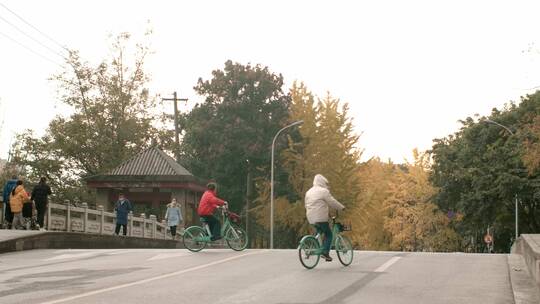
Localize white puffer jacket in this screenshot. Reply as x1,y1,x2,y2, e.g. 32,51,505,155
305,174,345,224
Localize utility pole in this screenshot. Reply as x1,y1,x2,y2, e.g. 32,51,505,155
245,159,252,247
162,92,188,162
515,194,519,240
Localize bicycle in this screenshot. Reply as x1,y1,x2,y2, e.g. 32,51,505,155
183,204,248,252
297,212,354,269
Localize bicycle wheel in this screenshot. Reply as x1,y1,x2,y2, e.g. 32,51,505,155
298,236,320,269
183,226,208,252
336,235,354,266
225,225,248,251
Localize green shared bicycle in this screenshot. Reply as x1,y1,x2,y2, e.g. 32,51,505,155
297,212,354,269
183,205,248,252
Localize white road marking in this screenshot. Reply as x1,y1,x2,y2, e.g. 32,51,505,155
44,252,99,261
374,256,401,273
39,250,268,304
53,249,87,253
147,252,191,261
107,250,134,255
44,250,126,261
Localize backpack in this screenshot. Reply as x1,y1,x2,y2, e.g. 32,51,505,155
3,182,16,203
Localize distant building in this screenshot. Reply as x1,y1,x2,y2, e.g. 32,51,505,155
85,147,206,226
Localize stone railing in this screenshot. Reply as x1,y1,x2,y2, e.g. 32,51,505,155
46,202,172,239
0,202,173,239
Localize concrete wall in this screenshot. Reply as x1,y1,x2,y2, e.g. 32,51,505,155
0,231,183,254
512,234,540,290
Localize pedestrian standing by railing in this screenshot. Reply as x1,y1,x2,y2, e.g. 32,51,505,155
10,180,30,230
114,193,132,236
31,177,52,230
165,198,183,239
2,175,17,228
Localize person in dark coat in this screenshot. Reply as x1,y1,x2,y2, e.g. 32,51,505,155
2,175,18,228
114,193,132,236
31,177,52,230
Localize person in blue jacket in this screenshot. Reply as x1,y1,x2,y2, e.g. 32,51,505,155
114,193,132,236
2,175,18,228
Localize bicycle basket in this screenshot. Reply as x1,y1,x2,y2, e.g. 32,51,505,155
337,222,352,232
228,211,241,224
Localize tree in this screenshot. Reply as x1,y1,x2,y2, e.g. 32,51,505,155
430,91,540,252
49,32,168,175
10,32,168,201
283,83,362,207
383,150,460,252
178,60,291,215
255,82,362,248
522,115,540,174
352,157,396,250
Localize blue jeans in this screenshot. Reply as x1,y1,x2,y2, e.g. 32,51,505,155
314,222,332,255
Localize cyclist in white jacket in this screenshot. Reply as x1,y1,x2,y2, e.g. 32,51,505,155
305,174,345,261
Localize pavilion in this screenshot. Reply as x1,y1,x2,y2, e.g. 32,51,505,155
85,147,206,226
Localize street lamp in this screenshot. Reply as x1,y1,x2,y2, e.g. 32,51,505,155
485,119,514,135
483,119,518,240
270,120,303,249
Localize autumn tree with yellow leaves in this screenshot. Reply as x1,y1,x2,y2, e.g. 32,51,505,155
251,82,460,251
252,81,362,248
351,158,396,250
382,150,461,251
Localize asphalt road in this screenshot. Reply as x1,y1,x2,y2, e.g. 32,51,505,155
0,249,516,304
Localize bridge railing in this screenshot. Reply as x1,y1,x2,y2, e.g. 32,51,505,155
1,202,171,240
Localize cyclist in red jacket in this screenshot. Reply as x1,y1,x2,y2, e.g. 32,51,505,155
197,183,227,241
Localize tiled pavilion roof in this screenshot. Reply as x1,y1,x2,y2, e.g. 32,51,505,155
85,147,205,187
108,147,192,176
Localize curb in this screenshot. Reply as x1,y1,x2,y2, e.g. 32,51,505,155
0,231,184,254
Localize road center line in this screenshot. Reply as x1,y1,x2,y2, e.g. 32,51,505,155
374,256,401,273
39,250,267,304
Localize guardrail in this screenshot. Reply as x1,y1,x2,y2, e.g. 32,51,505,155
1,202,175,240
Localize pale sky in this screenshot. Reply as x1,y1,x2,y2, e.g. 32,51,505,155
1,0,540,163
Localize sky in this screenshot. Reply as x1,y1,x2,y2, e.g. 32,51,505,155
2,0,540,163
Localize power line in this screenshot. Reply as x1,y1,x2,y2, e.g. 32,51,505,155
0,30,63,67
0,14,67,60
0,2,68,52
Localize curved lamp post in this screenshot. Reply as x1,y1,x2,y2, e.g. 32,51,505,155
270,120,303,249
485,119,514,135
483,119,518,240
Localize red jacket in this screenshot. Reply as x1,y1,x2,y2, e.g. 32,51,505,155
197,190,225,216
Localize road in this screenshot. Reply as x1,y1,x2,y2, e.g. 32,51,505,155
0,249,515,304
